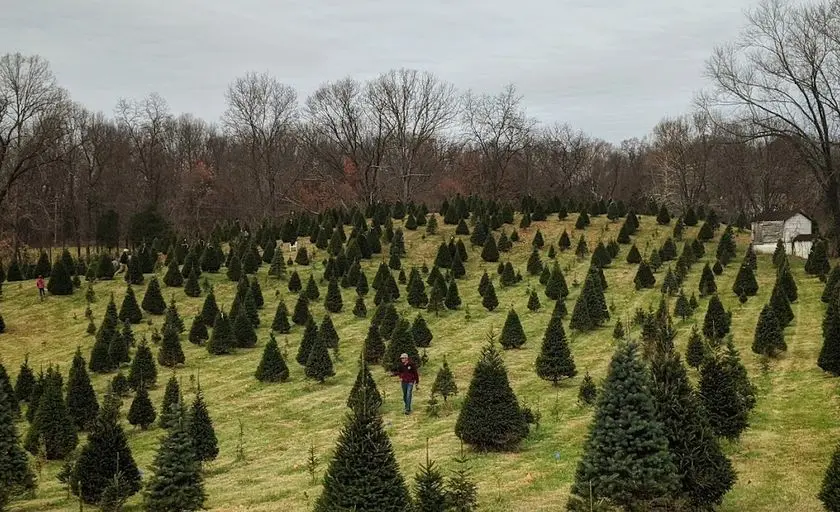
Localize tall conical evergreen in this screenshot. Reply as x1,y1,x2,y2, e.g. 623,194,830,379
296,318,319,366
821,283,840,375
480,234,499,262
545,263,569,300
0,384,36,510
413,449,447,512
445,278,461,310
184,267,201,297
158,324,186,367
407,268,429,308
226,252,242,282
189,386,219,463
411,314,433,348
144,404,206,511
732,261,759,297
633,260,656,289
91,298,120,373
353,295,368,318
824,266,840,303
570,268,609,331
25,367,78,459
315,381,411,512
188,315,208,345
753,303,787,357
25,371,44,423
649,350,736,509
383,319,421,373
0,363,17,418
305,322,335,383
163,258,184,287
364,321,386,364
127,382,156,429
699,263,717,296
568,342,677,511
318,314,340,350
141,276,166,314
431,357,458,402
71,394,142,504
127,337,157,390
256,333,290,382
200,288,220,326
272,299,291,333
158,374,181,429
207,312,235,355
685,326,706,369
820,440,840,511
66,347,99,431
777,259,799,303
806,239,831,277
455,334,528,451
292,294,311,326
347,358,382,414
233,308,258,348
118,284,143,324
770,282,794,328
702,294,731,341
535,315,576,385
164,298,185,333
500,308,526,349
288,270,302,293
47,257,74,295
698,348,751,440
14,356,35,404
482,279,499,311
325,277,343,313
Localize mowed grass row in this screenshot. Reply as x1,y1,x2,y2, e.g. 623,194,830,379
0,214,836,511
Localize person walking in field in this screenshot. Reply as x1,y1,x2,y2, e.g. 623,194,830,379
393,353,420,415
117,249,129,274
36,275,46,301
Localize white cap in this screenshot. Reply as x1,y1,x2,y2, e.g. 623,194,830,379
400,353,409,359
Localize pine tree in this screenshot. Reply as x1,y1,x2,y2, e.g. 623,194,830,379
498,308,527,349
772,239,787,267
256,333,290,382
292,294,311,326
271,300,291,333
674,289,692,320
634,260,656,289
545,263,569,300
305,274,320,301
319,314,340,350
269,246,287,278
820,289,840,375
226,252,243,282
650,351,736,509
72,395,142,504
752,304,786,356
820,440,840,511
698,351,750,440
480,235,499,262
46,257,74,295
482,279,499,311
233,308,258,349
713,259,723,275
144,404,206,511
777,259,799,302
575,212,590,229
770,282,794,327
383,319,421,373
699,263,717,296
378,302,400,340
526,289,541,311
414,450,447,512
158,374,181,429
200,288,220,327
364,321,386,364
14,356,35,404
163,258,184,287
500,261,517,287
25,367,78,459
697,221,714,241
347,358,382,414
431,357,458,402
288,270,302,293
626,244,642,264
806,239,831,277
188,315,208,345
702,294,731,340
128,337,157,390
158,324,186,367
356,270,370,296
207,312,235,355
141,276,166,315
353,295,368,318
189,386,218,463
0,363,18,419
455,334,528,451
656,205,671,225
568,342,677,510
118,284,143,324
578,371,597,406
685,326,706,369
184,267,201,297
66,347,99,431
407,269,428,308
558,229,571,251
535,315,576,384
305,322,335,383
296,318,319,366
824,265,840,303
0,385,35,510
411,314,433,348
732,261,759,297
127,381,157,430
445,279,461,310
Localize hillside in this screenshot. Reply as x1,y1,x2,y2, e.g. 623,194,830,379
0,212,836,511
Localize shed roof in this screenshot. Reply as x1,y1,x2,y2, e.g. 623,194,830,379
793,233,818,242
752,210,812,222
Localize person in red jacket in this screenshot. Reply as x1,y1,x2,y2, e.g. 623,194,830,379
394,353,419,415
36,275,46,300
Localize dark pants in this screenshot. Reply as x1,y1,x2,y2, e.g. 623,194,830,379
401,382,414,413
38,288,45,299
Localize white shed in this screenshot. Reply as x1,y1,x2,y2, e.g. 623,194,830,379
750,211,814,258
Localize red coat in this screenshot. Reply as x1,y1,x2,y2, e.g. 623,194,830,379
394,360,419,384
36,277,45,289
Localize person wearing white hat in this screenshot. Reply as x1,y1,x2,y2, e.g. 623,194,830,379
393,353,420,415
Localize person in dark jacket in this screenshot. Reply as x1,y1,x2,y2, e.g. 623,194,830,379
393,353,419,415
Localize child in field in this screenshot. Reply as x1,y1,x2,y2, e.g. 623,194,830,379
36,275,45,300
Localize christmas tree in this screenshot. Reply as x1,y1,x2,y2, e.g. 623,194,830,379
25,367,78,459
411,314,433,348
535,315,576,385
431,357,458,402
141,276,166,315
0,385,35,510
189,385,219,462
207,312,235,355
158,324,186,367
65,347,100,431
702,294,731,340
305,323,335,383
118,284,143,324
296,318,319,366
256,333,290,382
200,288,220,326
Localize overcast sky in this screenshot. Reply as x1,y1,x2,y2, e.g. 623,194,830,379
2,0,758,143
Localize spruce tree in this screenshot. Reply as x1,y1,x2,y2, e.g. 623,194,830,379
806,239,831,277
269,246,287,278
324,277,343,313
444,279,462,310
431,357,458,402
772,239,787,267
347,358,382,414
698,351,750,440
141,276,166,315
271,300,291,333
626,244,642,264
770,282,794,327
47,257,74,295
527,289,541,311
164,298,185,333
824,266,840,303
200,288,220,326
128,337,158,390
499,308,526,349
66,347,99,431
226,252,243,282
656,205,671,225
256,333,290,382
72,395,142,504
545,263,569,300
407,268,429,308
144,404,206,511
434,243,452,269
500,261,517,287
233,308,258,348
674,289,692,320
699,263,717,296
378,302,400,340
650,351,736,508
702,294,731,340
158,374,181,429
25,367,78,459
184,267,201,297
207,312,235,355
414,451,447,512
634,260,656,289
353,295,368,318
568,342,677,510
158,324,186,367
455,335,528,451
713,259,723,275
292,294,311,326
820,440,840,511
383,319,421,373
296,318,319,366
14,356,35,404
319,314,340,350
163,258,183,287
0,385,35,510
820,289,840,375
558,229,571,251
288,270,302,293
732,261,759,297
752,304,786,356
411,314,433,348
305,274,320,301
188,316,208,345
364,321,386,364
480,235,499,262
305,322,335,383
315,385,411,512
24,371,44,424
356,270,370,296
189,386,219,462
0,363,16,421
482,279,499,311
777,259,799,302
118,284,143,324
685,326,706,369
535,315,576,385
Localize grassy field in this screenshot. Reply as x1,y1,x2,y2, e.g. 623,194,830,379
0,214,837,511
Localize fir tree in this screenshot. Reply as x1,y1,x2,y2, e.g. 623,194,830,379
364,321,386,364
480,234,499,263
207,312,235,355
772,239,787,267
559,229,571,251
660,266,680,296
699,263,717,296
233,308,257,348
777,259,799,302
698,351,750,440
356,270,370,296
527,289,541,311
158,375,181,429
535,315,576,385
305,274,320,300
697,221,714,241
702,295,731,340
532,229,545,249
164,298,185,333
752,304,786,356
824,265,840,303
431,357,458,402
414,451,447,512
626,244,642,264
378,302,400,339
656,205,671,225
820,440,840,511
806,239,831,277
25,367,78,459
158,323,186,368
47,258,74,295
353,295,368,318
634,260,656,289
526,247,543,276
575,235,589,258
820,288,840,375
292,294,311,326
189,386,219,462
118,284,143,324
445,279,462,310
770,282,794,327
319,314,340,350
411,314,433,348
184,267,201,297
226,252,243,282
500,261,517,287
0,385,35,510
674,289,692,320
650,351,736,509
269,247,287,278
66,347,99,431
545,263,569,300
128,337,157,390
383,319,421,373
732,261,759,297
0,364,17,420
305,323,335,383
482,279,499,311
578,371,597,406
713,260,723,275
144,404,206,511
407,269,429,308
163,258,184,287
200,288,220,326
451,249,466,279
347,358,382,414
188,316,208,345
685,326,706,369
72,395,142,504
296,318,319,366
455,334,528,451
426,214,439,234
499,308,527,349
256,333,290,382
575,212,590,229
434,243,452,268
14,356,35,404
272,300,291,333
568,342,677,510
141,276,166,315
288,270,302,293
613,319,625,340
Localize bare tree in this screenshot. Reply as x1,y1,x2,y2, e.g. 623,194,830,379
701,0,840,247
0,53,70,210
530,123,600,198
366,69,457,201
223,72,299,215
461,84,534,199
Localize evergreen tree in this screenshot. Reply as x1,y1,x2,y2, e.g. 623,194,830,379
144,404,206,511
0,363,17,419
770,282,794,327
500,261,517,287
558,229,571,251
66,347,99,431
292,294,311,325
575,212,590,229
407,269,428,308
347,358,382,414
25,367,78,459
634,260,656,289
732,261,759,297
752,304,786,356
353,295,368,318
411,314,433,348
414,451,447,512
72,395,142,504
319,314,340,350
356,270,370,296
90,329,117,374
480,234,499,263
296,318,319,366
674,289,692,320
455,335,528,451
189,386,219,462
613,319,625,340
820,440,840,511
305,274,320,300
545,263,569,300
158,324,185,368
271,300,291,333
324,277,343,313
431,357,458,402
656,205,671,225
568,342,677,510
699,263,717,296
702,295,731,340
14,356,35,404
158,374,181,429
128,337,157,390
824,265,840,303
685,326,706,369
698,351,750,440
47,258,74,295
184,267,201,297
256,333,290,382
207,312,235,355
821,288,840,375
772,239,787,267
305,322,335,383
141,276,166,314
233,308,257,348
364,321,386,364
188,315,208,345
434,243,452,268
660,266,680,296
697,221,714,241
499,308,527,349
777,259,799,302
200,288,220,326
578,371,597,406
575,235,589,258
0,385,35,510
383,319,421,373
378,302,400,340
445,279,462,310
315,385,411,512
535,315,576,384
288,270,302,293
526,289,541,311
649,351,736,509
482,279,499,311
713,259,723,275
226,252,243,282
451,249,466,279
626,244,642,264
806,239,831,277
164,298,185,333
118,284,143,324
268,246,287,278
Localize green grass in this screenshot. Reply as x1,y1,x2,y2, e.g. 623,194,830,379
0,215,836,511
